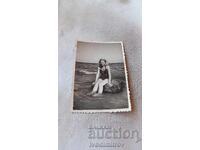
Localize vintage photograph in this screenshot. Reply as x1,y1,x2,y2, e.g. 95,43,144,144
72,41,131,112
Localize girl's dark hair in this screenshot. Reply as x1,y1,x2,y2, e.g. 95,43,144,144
98,59,107,68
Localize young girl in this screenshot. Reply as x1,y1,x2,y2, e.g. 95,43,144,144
88,59,113,96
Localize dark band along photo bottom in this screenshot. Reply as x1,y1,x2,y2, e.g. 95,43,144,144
72,41,131,113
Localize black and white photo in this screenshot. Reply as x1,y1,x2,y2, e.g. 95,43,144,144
72,41,131,112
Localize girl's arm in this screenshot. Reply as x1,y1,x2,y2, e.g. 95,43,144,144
107,66,112,84
95,67,100,83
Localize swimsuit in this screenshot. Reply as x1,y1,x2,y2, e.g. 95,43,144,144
99,67,109,80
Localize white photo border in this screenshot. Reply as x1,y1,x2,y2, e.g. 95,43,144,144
71,40,132,113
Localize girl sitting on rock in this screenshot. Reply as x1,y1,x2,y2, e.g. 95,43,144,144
88,59,113,96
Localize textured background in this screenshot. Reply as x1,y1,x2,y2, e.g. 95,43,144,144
58,0,142,149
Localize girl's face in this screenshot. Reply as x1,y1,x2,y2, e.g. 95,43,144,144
100,60,106,66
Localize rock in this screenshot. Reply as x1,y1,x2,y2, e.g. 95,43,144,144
91,79,125,93
104,79,125,93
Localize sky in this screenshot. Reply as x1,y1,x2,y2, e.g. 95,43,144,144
76,41,124,63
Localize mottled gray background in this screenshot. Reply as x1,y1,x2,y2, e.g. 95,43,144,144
58,0,141,149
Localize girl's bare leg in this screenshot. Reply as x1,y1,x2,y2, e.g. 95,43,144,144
98,79,109,94
93,79,108,96
91,79,102,93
